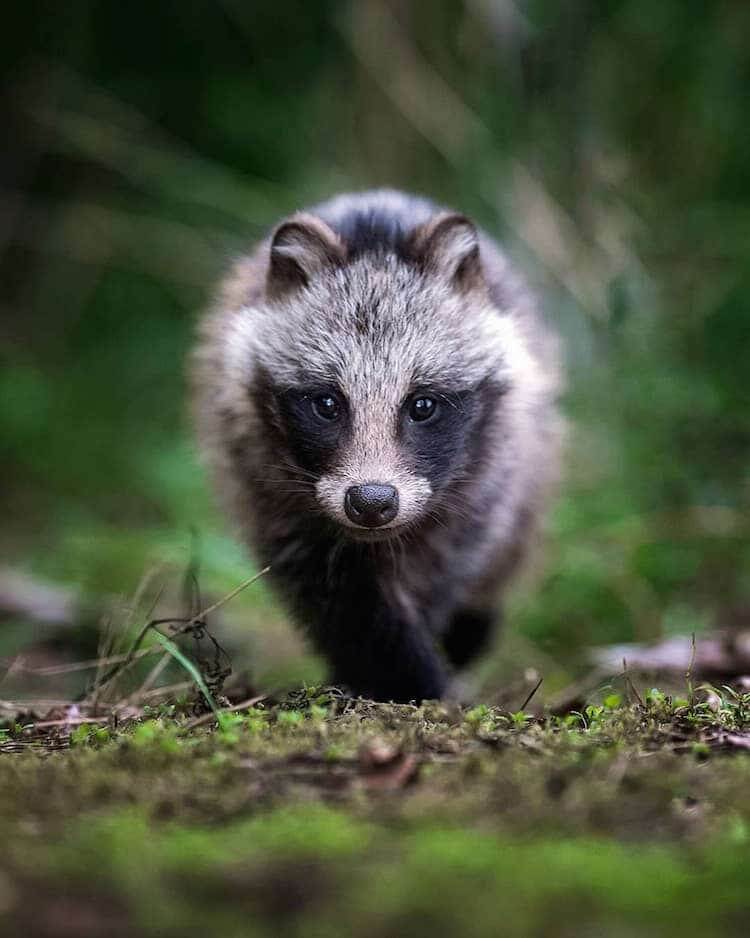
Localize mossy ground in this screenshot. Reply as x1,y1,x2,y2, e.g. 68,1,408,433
1,687,750,937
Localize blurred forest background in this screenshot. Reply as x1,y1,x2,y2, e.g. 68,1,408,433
1,0,749,702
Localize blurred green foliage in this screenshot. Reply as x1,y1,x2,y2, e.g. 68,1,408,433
6,804,750,937
1,1,749,687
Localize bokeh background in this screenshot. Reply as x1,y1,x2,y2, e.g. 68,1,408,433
2,0,749,701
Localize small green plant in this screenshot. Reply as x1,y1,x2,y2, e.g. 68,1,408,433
217,711,245,745
309,704,329,723
130,719,182,753
465,705,490,727
241,706,268,735
584,705,605,723
71,724,96,746
277,710,304,728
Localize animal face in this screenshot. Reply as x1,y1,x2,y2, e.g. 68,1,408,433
273,370,487,535
247,228,513,538
194,193,559,555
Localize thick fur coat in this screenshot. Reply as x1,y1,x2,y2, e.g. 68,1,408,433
192,190,562,702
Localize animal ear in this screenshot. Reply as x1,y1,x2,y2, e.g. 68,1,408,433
412,212,482,290
267,213,346,296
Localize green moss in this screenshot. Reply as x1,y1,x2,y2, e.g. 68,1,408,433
4,804,750,937
1,694,749,935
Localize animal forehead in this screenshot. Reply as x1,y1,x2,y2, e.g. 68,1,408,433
304,265,417,329
296,310,478,397
311,262,480,353
257,257,503,388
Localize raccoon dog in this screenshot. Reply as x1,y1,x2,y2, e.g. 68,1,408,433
192,190,562,702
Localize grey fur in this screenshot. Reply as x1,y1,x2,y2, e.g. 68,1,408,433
191,189,563,701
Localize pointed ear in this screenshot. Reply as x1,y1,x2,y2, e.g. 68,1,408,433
412,212,482,290
267,213,346,297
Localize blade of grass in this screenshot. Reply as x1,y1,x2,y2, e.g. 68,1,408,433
151,631,220,719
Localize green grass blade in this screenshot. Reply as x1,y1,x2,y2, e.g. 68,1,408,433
151,630,220,719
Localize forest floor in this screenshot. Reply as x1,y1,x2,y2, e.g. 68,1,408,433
1,684,750,937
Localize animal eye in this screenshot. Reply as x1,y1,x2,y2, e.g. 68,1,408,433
409,395,437,422
311,393,341,421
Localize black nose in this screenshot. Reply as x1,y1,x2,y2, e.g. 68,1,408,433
344,484,399,528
